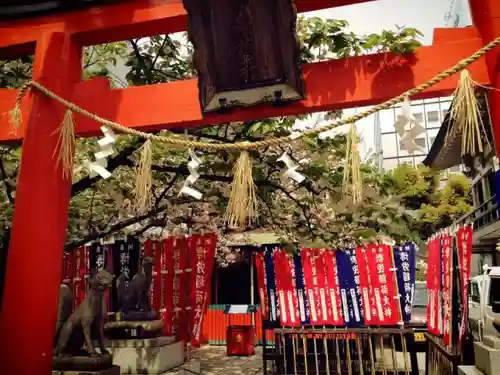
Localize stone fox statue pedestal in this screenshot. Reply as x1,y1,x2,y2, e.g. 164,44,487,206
105,256,162,339
105,256,184,374
53,269,118,375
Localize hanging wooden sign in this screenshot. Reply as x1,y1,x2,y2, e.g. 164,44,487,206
182,0,305,113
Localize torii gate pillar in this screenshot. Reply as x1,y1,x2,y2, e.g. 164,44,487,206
0,32,81,374
469,0,500,154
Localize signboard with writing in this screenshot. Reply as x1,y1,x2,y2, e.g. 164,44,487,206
442,234,453,345
144,240,163,311
264,246,279,323
394,242,416,323
336,249,363,327
274,248,300,326
293,253,310,325
356,244,378,325
112,239,140,312
255,252,269,320
322,250,344,326
426,237,441,336
161,237,174,336
189,233,217,347
457,226,472,348
370,244,402,326
72,246,88,309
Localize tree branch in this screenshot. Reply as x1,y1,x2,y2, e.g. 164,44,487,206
71,139,144,197
0,158,14,204
64,205,168,251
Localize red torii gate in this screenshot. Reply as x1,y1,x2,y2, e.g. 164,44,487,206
0,0,498,373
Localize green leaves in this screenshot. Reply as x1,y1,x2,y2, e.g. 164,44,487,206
0,17,445,261
297,17,422,62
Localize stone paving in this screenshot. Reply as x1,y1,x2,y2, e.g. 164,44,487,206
164,345,427,375
165,346,264,375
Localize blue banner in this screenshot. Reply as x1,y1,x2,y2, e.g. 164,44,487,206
336,249,364,327
394,242,416,322
264,246,279,322
293,253,310,325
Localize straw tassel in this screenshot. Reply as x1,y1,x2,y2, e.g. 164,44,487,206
7,82,31,134
8,106,22,134
224,151,259,229
342,123,362,205
133,139,153,213
448,69,490,156
53,109,76,180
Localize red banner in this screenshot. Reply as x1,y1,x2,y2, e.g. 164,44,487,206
322,250,344,325
255,252,269,319
426,237,441,336
173,235,188,342
457,226,472,347
73,246,88,309
144,240,162,311
161,237,174,336
62,252,75,285
301,248,328,325
105,244,113,313
365,244,402,326
274,248,300,326
189,233,217,347
356,244,379,325
442,234,453,345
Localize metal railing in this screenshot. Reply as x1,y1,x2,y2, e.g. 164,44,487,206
272,328,420,375
455,195,498,232
425,334,462,375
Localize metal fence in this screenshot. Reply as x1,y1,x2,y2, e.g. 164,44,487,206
270,328,420,375
425,334,462,375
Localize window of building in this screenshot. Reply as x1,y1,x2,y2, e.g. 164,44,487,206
399,137,426,152
426,128,440,147
379,108,396,133
413,113,423,124
382,158,399,171
398,157,415,166
414,156,425,166
382,133,398,158
427,110,440,123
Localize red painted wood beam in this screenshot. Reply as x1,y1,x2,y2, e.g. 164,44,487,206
0,30,489,142
0,31,81,375
0,0,376,55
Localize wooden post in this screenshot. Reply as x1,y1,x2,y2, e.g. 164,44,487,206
250,250,255,327
469,0,500,154
0,32,81,375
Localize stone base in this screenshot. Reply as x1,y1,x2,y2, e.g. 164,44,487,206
458,366,485,375
53,354,113,372
110,311,159,322
108,337,184,374
483,335,500,349
474,341,500,375
104,319,164,339
53,365,120,375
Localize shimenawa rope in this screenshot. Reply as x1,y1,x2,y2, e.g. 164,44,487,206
9,35,500,152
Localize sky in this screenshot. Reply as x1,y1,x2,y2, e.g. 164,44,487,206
293,0,473,157
306,0,469,45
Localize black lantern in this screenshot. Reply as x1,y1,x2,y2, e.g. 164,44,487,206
182,0,305,113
